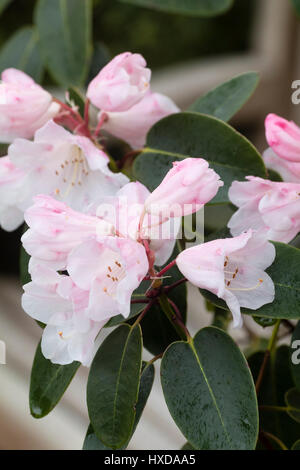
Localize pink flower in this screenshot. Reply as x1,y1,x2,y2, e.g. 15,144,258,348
0,120,128,230
87,52,151,112
144,158,223,217
99,91,179,149
228,176,300,243
0,68,60,143
67,237,149,322
263,147,300,183
0,156,25,230
22,195,115,271
265,113,300,162
22,264,105,365
97,182,181,266
176,231,275,327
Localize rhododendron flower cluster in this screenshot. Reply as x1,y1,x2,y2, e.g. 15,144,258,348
0,51,287,371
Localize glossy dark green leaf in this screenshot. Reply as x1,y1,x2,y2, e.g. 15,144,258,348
83,361,154,450
249,346,300,449
0,27,44,82
35,0,92,86
201,242,300,321
87,324,142,449
87,42,110,85
0,0,12,15
20,245,31,286
29,341,80,418
161,327,258,450
133,112,266,205
285,388,300,423
141,243,187,355
188,72,259,122
253,316,277,328
119,0,233,17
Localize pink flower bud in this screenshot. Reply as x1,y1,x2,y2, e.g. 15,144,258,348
87,52,151,112
0,68,60,143
265,113,300,162
144,158,223,217
100,91,179,149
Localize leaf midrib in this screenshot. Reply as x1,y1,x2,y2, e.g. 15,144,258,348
189,339,233,449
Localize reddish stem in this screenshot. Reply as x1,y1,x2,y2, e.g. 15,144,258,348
94,112,108,139
164,278,187,293
157,260,177,278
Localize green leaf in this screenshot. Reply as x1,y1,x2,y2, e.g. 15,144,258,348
34,0,92,86
0,27,44,82
291,321,300,390
201,242,300,321
29,341,80,418
0,0,12,15
87,324,143,449
133,112,266,205
285,388,300,423
249,346,300,449
86,41,110,85
292,0,300,17
253,316,277,328
188,72,259,122
119,0,234,17
83,361,154,450
20,244,31,286
161,327,258,450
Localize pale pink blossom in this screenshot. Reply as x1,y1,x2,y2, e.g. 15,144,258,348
0,120,128,231
22,264,105,365
144,158,223,217
263,147,300,183
99,91,179,149
228,176,300,243
97,182,181,265
176,231,275,327
22,195,114,271
67,237,149,322
87,52,151,112
0,156,24,230
0,68,60,143
265,113,300,162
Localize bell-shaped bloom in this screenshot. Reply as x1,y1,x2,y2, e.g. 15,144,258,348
99,91,179,149
67,236,149,322
228,176,300,243
0,120,128,231
263,147,300,183
87,52,151,112
265,113,300,162
0,68,60,143
22,195,115,271
0,156,25,230
144,158,223,218
176,230,275,327
97,181,181,265
22,264,105,365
